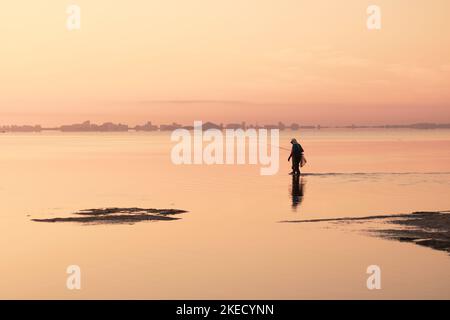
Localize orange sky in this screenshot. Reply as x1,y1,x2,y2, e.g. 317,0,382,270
1,0,449,126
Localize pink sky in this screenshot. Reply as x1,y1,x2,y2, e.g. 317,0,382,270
1,0,449,126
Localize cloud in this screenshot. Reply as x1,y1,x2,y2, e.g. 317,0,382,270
134,100,253,105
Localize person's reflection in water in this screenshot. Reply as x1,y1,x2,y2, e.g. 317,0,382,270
291,175,305,211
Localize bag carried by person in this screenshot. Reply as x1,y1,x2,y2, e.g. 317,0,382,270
300,154,307,167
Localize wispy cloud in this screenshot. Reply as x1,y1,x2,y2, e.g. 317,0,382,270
135,100,253,105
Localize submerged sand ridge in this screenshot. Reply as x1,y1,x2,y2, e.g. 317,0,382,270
31,207,187,225
281,211,450,254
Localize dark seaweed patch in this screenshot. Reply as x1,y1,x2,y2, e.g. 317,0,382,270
32,207,188,225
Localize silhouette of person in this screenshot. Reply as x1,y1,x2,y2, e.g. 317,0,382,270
288,138,305,175
291,174,305,210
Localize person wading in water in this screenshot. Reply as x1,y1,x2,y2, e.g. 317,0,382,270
288,138,306,175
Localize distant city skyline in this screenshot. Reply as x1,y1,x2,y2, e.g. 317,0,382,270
2,119,450,133
1,100,450,128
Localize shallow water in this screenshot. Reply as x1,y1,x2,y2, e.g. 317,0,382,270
0,129,449,299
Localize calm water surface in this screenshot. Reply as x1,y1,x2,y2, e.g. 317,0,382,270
1,129,449,299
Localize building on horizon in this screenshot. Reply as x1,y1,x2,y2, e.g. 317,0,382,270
60,120,128,132
201,122,223,130
226,122,246,130
135,121,158,131
0,125,42,132
160,122,182,131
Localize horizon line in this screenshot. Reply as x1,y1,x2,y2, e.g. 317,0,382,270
2,120,450,132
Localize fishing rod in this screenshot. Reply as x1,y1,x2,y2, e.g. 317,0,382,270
268,143,291,152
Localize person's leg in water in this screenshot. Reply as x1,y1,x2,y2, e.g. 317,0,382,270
293,158,301,175
289,160,296,175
